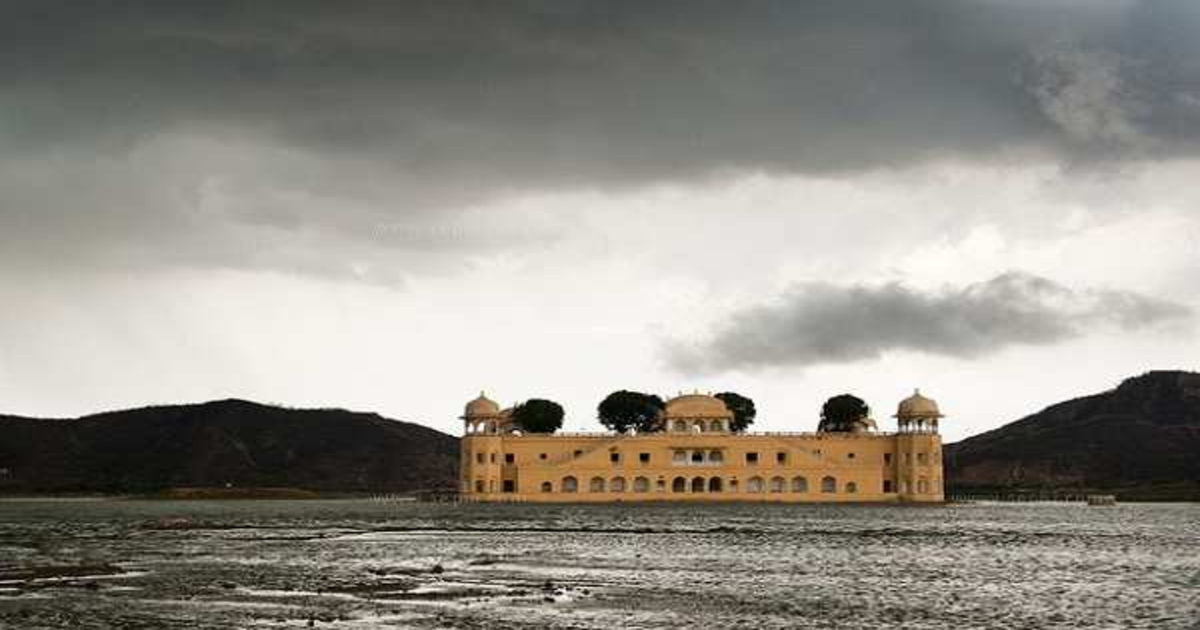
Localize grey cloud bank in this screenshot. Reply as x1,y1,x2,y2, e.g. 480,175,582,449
3,1,1200,280
666,273,1193,373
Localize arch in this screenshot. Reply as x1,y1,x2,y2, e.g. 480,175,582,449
610,476,627,493
791,476,808,493
690,450,704,464
633,476,650,493
769,476,786,493
747,476,764,493
673,420,688,433
561,476,578,493
672,476,687,493
821,476,837,493
708,450,724,464
589,476,606,493
708,477,723,493
709,419,723,432
691,476,706,493
540,481,553,493
846,481,858,494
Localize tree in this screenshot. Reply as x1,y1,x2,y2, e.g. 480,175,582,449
512,399,564,434
597,390,665,433
715,392,756,432
819,394,869,433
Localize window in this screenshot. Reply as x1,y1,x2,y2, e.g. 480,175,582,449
489,453,496,463
884,453,893,465
883,480,894,493
846,482,858,494
574,449,583,458
905,453,912,464
476,453,484,464
611,477,627,493
918,452,928,465
475,480,485,493
708,450,723,464
673,450,687,463
656,479,666,492
730,479,740,492
746,476,764,493
540,481,552,493
502,480,515,493
708,477,723,492
589,477,606,493
672,477,687,493
539,453,547,460
791,476,808,493
639,452,650,464
633,476,650,493
821,476,837,493
918,479,929,493
769,476,785,493
812,449,822,456
901,480,911,494
562,476,578,493
847,452,856,460
746,452,759,464
691,451,704,464
691,477,706,492
776,452,787,464
504,453,515,464
610,452,621,464
673,420,688,432
709,420,723,432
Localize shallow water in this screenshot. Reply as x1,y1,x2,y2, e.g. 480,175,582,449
0,500,1196,628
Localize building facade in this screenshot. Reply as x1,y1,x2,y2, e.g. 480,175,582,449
460,391,944,503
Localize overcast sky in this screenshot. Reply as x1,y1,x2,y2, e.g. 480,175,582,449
2,1,1198,441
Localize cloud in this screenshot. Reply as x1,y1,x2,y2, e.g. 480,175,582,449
3,1,1200,280
664,273,1192,373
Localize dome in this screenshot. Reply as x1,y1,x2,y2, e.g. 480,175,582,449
895,389,943,418
663,393,733,419
463,392,501,418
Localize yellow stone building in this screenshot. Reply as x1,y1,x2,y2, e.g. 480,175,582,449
460,391,944,503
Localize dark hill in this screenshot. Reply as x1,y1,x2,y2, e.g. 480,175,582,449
0,399,459,494
945,371,1200,501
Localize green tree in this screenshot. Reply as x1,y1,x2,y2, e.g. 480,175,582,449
715,392,756,432
597,390,665,433
512,398,564,434
819,394,869,433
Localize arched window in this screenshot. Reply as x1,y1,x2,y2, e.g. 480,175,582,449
610,476,627,493
672,476,687,493
821,476,836,493
709,420,723,432
791,476,808,493
562,476,578,493
656,479,666,492
708,450,724,464
846,481,858,494
691,476,706,492
673,449,687,463
633,476,650,493
540,481,553,493
747,476,764,493
673,420,688,433
589,476,606,493
708,477,723,493
769,476,785,493
691,451,704,464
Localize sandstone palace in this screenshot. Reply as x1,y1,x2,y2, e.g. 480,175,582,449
460,390,945,503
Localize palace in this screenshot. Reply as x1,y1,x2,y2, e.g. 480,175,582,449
460,391,944,503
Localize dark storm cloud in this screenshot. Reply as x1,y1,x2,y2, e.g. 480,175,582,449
665,273,1192,372
3,1,1200,278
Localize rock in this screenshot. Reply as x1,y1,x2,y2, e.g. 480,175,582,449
220,581,237,590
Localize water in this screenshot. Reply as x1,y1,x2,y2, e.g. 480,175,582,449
0,500,1196,628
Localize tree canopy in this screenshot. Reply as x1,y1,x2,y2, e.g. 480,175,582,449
512,398,564,434
714,392,756,432
597,390,665,433
819,394,869,433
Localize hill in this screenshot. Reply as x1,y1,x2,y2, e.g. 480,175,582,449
945,371,1200,501
0,399,459,495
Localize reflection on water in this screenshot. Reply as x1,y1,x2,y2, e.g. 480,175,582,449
0,500,1196,628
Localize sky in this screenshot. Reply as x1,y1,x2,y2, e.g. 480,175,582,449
1,1,1198,441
